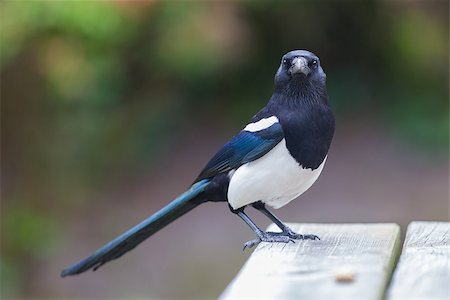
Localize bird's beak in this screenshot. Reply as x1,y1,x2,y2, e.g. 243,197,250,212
290,57,310,76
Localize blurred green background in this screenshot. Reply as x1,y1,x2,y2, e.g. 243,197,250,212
1,1,448,299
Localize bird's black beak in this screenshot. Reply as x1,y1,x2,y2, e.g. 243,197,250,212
290,57,310,76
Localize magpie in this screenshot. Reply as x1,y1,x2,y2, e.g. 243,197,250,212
61,50,335,277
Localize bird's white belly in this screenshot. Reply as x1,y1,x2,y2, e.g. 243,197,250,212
227,139,326,210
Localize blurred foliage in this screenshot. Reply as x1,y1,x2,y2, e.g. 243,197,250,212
0,1,448,298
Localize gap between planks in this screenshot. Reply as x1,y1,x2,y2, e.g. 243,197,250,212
386,221,450,300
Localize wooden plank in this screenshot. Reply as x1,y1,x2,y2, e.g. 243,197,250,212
386,221,450,300
220,223,400,300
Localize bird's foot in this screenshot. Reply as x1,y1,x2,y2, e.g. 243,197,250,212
243,232,295,250
282,227,320,241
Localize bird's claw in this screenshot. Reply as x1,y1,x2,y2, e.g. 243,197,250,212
302,234,320,240
243,233,295,251
282,227,320,240
288,233,320,240
243,239,260,250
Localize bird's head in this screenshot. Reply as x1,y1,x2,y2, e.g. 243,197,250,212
274,50,326,93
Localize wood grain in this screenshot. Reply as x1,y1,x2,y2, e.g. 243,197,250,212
386,221,449,300
220,223,400,300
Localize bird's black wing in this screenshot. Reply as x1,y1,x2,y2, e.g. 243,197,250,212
195,122,284,181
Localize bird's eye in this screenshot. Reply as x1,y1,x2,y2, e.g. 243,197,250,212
310,60,318,68
283,59,289,65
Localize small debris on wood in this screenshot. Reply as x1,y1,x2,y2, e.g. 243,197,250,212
334,266,357,283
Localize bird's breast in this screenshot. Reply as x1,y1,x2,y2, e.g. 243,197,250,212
279,106,334,169
227,139,326,210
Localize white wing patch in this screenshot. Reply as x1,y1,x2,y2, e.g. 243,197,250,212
227,139,327,210
244,116,279,132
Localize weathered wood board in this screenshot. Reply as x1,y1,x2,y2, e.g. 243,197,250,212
220,223,400,300
386,221,450,300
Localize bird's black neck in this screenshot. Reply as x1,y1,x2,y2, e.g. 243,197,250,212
271,79,328,110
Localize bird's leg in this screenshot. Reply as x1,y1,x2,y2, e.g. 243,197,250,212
229,205,295,250
251,201,320,241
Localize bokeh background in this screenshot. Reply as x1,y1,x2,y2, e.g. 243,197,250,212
1,1,449,299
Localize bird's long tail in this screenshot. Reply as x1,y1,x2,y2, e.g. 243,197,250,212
61,179,210,277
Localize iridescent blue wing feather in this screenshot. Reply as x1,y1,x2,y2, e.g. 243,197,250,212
196,122,284,181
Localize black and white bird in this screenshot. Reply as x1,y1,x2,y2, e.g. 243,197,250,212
61,50,335,277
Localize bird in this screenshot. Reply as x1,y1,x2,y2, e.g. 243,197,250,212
61,50,335,277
